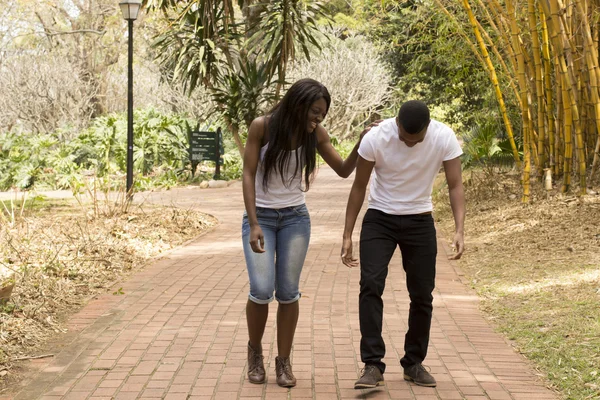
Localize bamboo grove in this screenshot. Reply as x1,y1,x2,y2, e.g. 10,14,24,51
437,0,600,201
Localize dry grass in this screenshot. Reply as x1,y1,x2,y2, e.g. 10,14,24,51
0,196,216,383
434,169,600,400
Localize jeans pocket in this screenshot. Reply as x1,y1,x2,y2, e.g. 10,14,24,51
291,204,309,217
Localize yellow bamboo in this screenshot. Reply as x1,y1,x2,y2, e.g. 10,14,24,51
529,0,546,173
541,0,585,191
489,1,540,170
506,0,531,200
461,0,522,168
445,0,597,193
561,73,573,192
518,36,537,105
594,20,600,184
474,0,521,102
476,0,515,71
486,0,538,145
433,0,489,72
555,53,564,176
540,5,556,175
485,0,517,59
488,0,535,99
554,0,581,106
557,0,586,192
516,13,539,170
486,0,519,77
574,0,600,186
523,109,532,202
474,17,521,103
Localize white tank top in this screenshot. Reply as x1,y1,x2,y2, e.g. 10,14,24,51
255,143,306,208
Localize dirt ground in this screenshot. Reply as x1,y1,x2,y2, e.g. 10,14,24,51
0,200,216,393
434,169,600,399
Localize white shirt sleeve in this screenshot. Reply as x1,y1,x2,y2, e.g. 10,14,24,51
444,129,463,161
358,130,377,162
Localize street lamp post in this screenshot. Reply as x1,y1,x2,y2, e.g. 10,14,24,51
119,0,142,198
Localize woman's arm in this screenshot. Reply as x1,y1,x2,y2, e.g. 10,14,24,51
242,117,266,253
315,123,378,178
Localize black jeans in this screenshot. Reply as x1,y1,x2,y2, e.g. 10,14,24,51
359,208,437,373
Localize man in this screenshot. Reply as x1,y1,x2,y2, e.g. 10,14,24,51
341,100,465,388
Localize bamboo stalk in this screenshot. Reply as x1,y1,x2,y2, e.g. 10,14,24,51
555,52,564,176
433,0,489,71
506,0,531,199
541,0,585,191
540,6,557,176
574,0,600,186
461,0,522,168
476,0,517,73
474,16,521,103
529,0,546,173
561,73,573,192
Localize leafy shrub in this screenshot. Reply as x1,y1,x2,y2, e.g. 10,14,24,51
462,120,520,171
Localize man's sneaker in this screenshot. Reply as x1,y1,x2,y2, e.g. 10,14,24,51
354,364,384,389
403,363,436,387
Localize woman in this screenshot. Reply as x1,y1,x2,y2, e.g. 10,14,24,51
242,78,376,387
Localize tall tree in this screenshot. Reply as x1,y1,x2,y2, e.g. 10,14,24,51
30,0,127,118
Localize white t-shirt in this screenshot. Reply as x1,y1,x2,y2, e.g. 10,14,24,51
358,118,463,215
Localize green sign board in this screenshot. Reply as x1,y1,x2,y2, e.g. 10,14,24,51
189,130,224,162
188,128,224,179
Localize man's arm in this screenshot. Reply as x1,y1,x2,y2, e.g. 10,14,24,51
341,156,375,267
443,156,465,260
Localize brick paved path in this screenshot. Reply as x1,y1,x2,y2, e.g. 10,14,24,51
11,167,558,400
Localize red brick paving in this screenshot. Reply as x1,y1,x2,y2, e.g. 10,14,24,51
10,167,559,399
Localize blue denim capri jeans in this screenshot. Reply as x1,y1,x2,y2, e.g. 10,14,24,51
242,204,311,304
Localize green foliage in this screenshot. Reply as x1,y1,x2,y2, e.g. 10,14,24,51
330,0,518,130
220,151,243,181
0,109,235,192
249,0,330,83
462,120,520,170
151,1,235,93
211,60,277,132
0,132,57,190
150,0,334,137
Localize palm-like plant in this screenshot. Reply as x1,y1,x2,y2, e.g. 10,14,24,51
151,0,239,93
248,0,329,96
462,121,520,173
211,60,276,155
148,0,332,156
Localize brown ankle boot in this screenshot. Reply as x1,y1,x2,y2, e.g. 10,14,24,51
247,342,265,384
275,356,296,387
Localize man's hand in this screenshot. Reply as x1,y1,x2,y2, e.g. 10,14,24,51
448,232,464,260
250,225,265,253
341,237,359,267
360,120,383,140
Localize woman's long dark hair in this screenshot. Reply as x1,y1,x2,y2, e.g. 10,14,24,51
262,78,331,192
